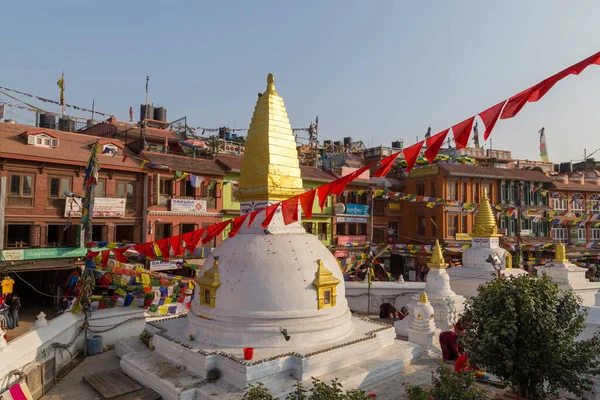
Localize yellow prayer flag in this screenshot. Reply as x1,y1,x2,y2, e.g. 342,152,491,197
164,298,173,304
57,74,65,105
158,305,168,316
426,202,435,208
114,288,126,296
140,160,148,169
357,190,364,195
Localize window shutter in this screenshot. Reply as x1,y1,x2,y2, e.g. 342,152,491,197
50,139,59,148
27,135,35,145
153,173,160,205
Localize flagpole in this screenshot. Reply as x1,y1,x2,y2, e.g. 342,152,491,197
143,76,149,150
61,73,65,116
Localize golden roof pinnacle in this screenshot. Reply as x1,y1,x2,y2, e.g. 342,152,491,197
428,239,448,269
472,188,500,238
553,242,568,263
419,292,429,304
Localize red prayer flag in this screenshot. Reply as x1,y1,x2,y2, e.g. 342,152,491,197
229,214,249,238
317,183,332,210
202,220,231,244
261,203,280,229
111,246,130,263
155,238,171,261
299,189,316,219
134,242,156,260
101,250,110,267
330,174,353,196
247,209,261,227
87,250,100,258
403,141,424,172
479,101,506,140
281,198,299,225
424,129,449,162
182,229,203,252
451,117,475,149
169,236,184,257
372,152,400,177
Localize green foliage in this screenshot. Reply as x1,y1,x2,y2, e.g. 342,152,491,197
460,273,600,399
244,379,377,399
404,362,488,400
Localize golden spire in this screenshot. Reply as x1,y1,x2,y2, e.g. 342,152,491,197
197,259,221,289
553,242,568,263
427,240,448,269
235,73,305,202
472,188,500,237
419,291,429,304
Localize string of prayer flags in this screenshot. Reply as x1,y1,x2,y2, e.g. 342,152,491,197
229,213,249,238
247,209,261,227
182,230,203,252
299,189,316,219
424,129,449,163
451,117,475,150
281,198,299,225
112,246,131,263
202,220,231,244
372,153,401,178
403,141,424,172
190,174,204,188
169,236,184,257
317,183,332,210
155,239,171,261
174,171,189,181
134,242,156,260
261,203,281,228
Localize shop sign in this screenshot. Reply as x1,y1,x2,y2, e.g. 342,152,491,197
65,197,126,218
337,235,367,245
149,259,184,271
1,247,87,261
171,199,208,213
334,250,349,258
336,216,368,223
455,233,471,241
410,165,439,178
345,204,370,216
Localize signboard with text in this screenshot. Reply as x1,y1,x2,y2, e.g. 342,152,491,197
65,197,126,218
334,250,349,258
171,199,208,213
337,235,367,245
1,247,87,261
336,216,368,223
455,233,471,241
345,204,370,216
149,259,184,271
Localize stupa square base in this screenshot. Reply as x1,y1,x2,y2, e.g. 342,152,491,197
119,315,421,398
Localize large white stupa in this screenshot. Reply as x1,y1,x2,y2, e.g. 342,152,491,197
447,190,526,298
119,74,420,398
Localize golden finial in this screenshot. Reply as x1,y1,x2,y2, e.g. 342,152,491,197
235,74,304,202
553,243,568,263
428,240,448,269
472,188,500,237
419,292,429,304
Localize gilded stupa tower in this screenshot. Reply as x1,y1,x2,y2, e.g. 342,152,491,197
472,189,500,238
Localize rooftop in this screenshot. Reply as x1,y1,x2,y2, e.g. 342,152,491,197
0,122,143,171
141,151,226,176
79,120,181,142
439,163,553,182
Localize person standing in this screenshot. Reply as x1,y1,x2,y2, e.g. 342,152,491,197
10,294,20,328
0,296,12,329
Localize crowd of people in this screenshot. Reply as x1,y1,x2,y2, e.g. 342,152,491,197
0,294,21,330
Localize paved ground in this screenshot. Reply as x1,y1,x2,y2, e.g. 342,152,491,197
5,306,56,342
41,350,121,400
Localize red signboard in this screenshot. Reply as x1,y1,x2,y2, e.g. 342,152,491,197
337,235,367,245
334,250,349,258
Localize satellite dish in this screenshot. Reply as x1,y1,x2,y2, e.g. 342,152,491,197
334,203,346,214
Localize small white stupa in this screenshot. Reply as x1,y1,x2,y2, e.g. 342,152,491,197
120,74,421,398
396,240,466,336
407,292,440,356
536,243,600,306
447,189,526,298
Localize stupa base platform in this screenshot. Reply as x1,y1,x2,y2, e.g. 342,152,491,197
118,315,421,399
447,267,527,298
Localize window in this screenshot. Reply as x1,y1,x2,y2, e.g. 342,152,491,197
102,144,118,154
201,182,217,209
49,177,71,198
5,224,31,247
571,193,585,212
181,223,196,234
159,179,172,206
578,227,587,243
94,179,106,198
180,180,195,198
591,228,600,241
447,215,458,237
155,223,172,241
416,183,425,196
29,134,58,148
552,193,566,211
303,222,315,234
203,288,211,305
47,224,78,247
461,182,468,202
8,174,34,207
336,223,346,235
117,181,136,211
323,289,332,305
431,216,437,236
115,225,134,243
462,215,468,233
474,182,480,203
348,223,357,235
447,182,457,201
589,194,600,212
92,225,104,242
552,227,568,243
388,222,398,237
430,181,436,198
318,222,329,241
417,216,426,236
358,223,368,235
373,228,385,244
373,199,385,216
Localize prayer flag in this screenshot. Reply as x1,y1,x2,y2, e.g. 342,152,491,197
281,198,299,225
190,174,204,188
229,214,249,238
479,101,506,140
451,117,475,150
372,152,400,177
261,203,280,229
424,129,448,162
539,127,549,162
299,189,316,219
403,141,425,172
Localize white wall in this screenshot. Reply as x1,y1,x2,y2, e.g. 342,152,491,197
0,307,145,393
345,281,425,314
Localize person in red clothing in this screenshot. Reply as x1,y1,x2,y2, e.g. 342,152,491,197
439,317,466,362
397,307,409,320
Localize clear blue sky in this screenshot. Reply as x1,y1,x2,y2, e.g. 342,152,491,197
2,1,600,162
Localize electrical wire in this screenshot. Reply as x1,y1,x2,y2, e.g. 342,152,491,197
9,269,63,298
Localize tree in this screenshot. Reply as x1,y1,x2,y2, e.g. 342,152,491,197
460,273,600,399
404,362,488,400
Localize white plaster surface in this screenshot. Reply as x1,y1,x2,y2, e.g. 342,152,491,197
344,281,425,314
536,261,600,306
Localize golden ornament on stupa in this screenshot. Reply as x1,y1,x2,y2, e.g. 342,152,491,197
472,188,500,237
419,291,429,303
427,239,448,269
553,242,568,263
235,73,305,202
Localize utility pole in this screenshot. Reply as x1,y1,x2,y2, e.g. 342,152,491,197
516,182,524,269
143,76,149,150
367,186,375,316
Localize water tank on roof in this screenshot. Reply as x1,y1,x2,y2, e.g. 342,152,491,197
58,116,74,132
39,113,56,129
225,132,232,141
87,119,98,128
392,140,403,149
3,119,16,124
218,127,226,139
343,137,353,147
154,107,167,122
140,104,155,122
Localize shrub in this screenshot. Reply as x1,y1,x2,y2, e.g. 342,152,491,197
244,379,377,399
404,362,488,400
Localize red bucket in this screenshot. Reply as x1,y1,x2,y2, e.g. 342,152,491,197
243,347,254,360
